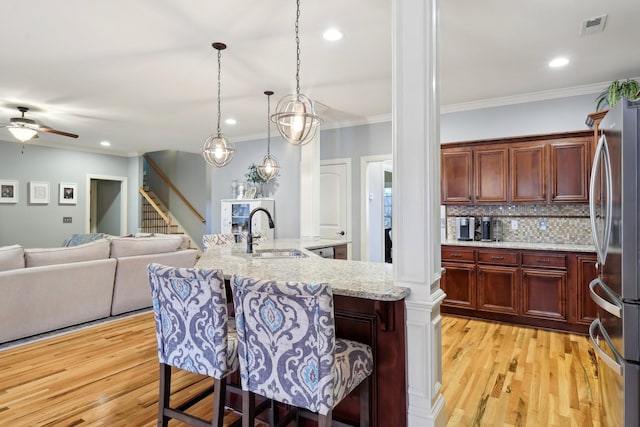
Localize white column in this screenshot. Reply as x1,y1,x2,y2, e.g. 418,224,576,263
299,132,320,238
392,0,446,426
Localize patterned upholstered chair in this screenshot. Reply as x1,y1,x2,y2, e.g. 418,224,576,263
146,263,241,427
202,233,237,250
231,275,374,427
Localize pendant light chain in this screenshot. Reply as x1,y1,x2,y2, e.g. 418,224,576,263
217,47,222,136
267,93,271,155
295,0,301,96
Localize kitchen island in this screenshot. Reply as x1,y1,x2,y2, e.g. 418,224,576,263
197,238,410,427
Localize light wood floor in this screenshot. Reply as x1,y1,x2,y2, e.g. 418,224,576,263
0,312,602,426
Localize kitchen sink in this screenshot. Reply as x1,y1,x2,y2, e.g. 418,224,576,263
252,248,308,259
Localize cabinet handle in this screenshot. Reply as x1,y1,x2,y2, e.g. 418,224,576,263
491,256,504,260
451,253,462,258
537,258,551,264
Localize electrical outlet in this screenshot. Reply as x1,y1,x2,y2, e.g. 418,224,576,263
538,218,548,231
63,217,72,223
511,219,518,230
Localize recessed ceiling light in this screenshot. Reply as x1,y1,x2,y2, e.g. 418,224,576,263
549,57,569,68
100,141,111,147
225,118,237,125
323,28,343,41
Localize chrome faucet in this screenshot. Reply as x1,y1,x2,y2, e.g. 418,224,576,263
246,207,275,253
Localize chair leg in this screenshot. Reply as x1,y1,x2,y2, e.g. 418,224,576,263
212,377,227,427
318,411,332,427
158,363,171,427
359,377,370,427
242,390,256,427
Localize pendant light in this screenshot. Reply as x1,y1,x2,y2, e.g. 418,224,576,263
202,42,235,167
271,0,323,146
257,91,281,181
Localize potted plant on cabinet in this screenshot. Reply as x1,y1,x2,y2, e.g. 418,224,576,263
595,78,640,111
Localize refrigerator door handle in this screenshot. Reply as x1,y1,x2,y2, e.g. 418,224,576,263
589,277,623,318
589,318,624,376
589,133,613,265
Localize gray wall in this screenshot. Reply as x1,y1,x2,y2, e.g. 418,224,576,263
441,93,598,143
0,140,138,247
208,137,301,239
145,150,208,248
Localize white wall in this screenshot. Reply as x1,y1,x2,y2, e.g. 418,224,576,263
365,161,384,262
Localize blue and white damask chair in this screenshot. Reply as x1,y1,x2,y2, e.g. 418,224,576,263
146,263,241,427
231,275,374,427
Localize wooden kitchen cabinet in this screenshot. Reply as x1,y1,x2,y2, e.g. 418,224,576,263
474,146,508,203
510,143,547,203
441,246,476,310
549,138,590,203
441,148,473,204
333,244,348,260
521,268,567,322
477,264,519,314
575,253,598,325
441,130,593,205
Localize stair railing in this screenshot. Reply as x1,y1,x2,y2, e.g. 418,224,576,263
139,188,172,233
143,154,205,224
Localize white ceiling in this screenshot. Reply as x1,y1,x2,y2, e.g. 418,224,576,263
1,0,638,156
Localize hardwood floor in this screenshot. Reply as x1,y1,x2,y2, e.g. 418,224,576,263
441,316,602,427
0,311,603,426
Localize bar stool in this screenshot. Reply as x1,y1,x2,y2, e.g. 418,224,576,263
146,263,242,427
231,275,373,427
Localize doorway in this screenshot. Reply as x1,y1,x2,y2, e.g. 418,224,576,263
319,159,351,243
361,155,392,263
85,174,128,236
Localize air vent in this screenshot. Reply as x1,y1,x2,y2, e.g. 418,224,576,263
580,14,607,36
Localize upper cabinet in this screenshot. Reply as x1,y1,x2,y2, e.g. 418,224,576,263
441,130,593,205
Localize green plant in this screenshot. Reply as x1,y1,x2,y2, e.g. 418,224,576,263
596,79,640,111
245,163,267,184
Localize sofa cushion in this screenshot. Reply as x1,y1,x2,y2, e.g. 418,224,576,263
25,239,111,268
109,235,183,258
62,233,106,247
0,244,25,271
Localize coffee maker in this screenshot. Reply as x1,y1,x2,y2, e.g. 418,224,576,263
455,216,475,241
481,216,492,241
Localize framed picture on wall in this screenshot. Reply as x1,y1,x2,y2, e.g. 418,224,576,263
59,182,78,205
29,181,50,204
0,180,19,203
244,187,257,199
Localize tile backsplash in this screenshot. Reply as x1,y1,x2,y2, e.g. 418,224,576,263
446,204,593,245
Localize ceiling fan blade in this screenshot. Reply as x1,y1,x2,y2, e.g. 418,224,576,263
39,126,79,139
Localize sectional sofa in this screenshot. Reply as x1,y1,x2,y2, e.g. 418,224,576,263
0,234,197,344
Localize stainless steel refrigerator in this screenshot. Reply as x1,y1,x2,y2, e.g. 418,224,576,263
588,98,640,427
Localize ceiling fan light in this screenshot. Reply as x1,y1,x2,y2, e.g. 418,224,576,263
8,125,37,142
257,153,280,181
271,93,322,146
202,134,235,167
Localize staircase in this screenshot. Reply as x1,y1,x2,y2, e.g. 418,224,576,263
139,188,200,253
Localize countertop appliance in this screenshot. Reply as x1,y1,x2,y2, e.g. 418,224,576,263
481,216,492,241
455,216,474,241
588,99,640,427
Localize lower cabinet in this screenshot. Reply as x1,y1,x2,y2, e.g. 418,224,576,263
441,245,595,334
477,265,519,314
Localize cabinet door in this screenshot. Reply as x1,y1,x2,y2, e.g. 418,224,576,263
441,148,473,204
510,143,547,203
575,254,598,325
477,265,518,314
521,268,567,321
474,147,508,203
549,138,590,203
441,262,476,309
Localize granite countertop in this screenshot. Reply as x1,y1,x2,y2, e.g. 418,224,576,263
196,238,410,302
442,239,595,253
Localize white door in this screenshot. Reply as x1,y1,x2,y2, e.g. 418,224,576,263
319,160,350,241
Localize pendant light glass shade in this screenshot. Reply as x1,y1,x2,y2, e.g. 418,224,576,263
271,0,322,146
202,42,235,167
257,91,280,181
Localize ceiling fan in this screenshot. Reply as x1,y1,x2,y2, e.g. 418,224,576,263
1,106,78,142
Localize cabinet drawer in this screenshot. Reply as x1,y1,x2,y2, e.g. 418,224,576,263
442,247,475,262
477,250,519,266
521,253,566,269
